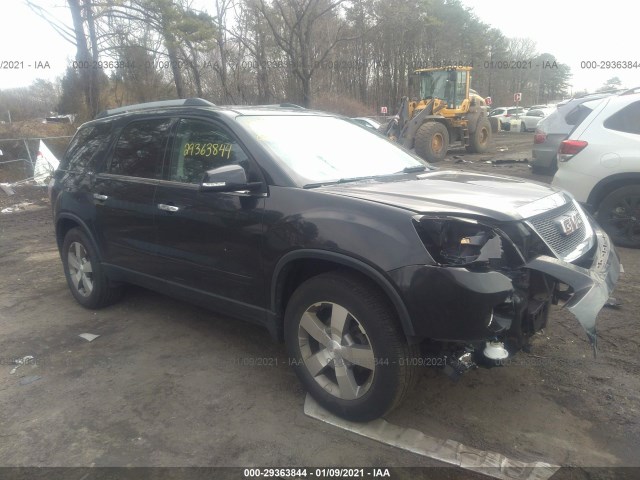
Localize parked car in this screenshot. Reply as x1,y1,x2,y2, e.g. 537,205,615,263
518,107,556,132
552,90,640,248
50,98,620,421
531,93,613,174
351,117,382,130
488,107,526,130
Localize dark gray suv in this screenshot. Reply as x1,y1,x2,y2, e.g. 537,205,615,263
51,98,621,421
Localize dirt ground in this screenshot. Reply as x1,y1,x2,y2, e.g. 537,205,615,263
0,131,638,478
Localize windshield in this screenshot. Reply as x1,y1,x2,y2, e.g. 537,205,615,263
236,115,427,185
417,70,467,107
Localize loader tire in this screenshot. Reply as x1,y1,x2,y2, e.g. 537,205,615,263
466,118,492,154
414,122,449,162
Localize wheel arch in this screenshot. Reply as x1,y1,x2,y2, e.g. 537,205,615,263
55,213,102,261
270,250,416,342
586,173,640,212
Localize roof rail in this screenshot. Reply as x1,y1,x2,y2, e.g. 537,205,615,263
256,102,305,109
95,98,216,119
620,87,640,96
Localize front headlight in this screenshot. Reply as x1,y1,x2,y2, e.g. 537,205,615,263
413,216,524,268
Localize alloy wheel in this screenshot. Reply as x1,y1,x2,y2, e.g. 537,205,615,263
67,241,94,297
297,301,376,400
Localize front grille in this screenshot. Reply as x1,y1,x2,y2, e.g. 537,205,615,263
526,201,589,260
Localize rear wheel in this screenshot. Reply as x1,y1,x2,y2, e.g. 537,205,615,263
466,118,492,153
414,122,449,162
596,185,640,248
520,121,527,132
62,228,123,308
284,272,418,422
531,164,554,175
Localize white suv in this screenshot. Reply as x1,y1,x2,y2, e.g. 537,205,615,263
552,90,640,248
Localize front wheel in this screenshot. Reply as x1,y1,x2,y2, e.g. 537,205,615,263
414,122,449,162
596,185,640,248
284,272,418,422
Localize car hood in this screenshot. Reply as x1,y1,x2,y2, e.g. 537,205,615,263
319,170,563,222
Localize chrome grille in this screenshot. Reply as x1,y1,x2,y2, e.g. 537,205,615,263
526,201,590,260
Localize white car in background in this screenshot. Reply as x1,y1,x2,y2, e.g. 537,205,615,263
518,107,556,132
488,106,526,130
351,117,382,131
552,90,640,248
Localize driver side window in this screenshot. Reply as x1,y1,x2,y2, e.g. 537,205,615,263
168,119,251,184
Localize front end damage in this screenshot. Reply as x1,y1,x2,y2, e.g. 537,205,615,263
390,200,621,364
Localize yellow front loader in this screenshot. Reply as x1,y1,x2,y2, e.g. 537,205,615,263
385,66,495,162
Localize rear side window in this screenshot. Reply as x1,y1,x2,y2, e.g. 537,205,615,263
604,101,640,134
109,118,172,178
62,123,111,172
565,104,593,126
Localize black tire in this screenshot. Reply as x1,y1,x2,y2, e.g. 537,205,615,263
531,164,553,175
488,117,499,134
414,122,449,162
62,227,123,308
466,118,492,154
284,271,418,422
520,121,527,132
595,185,640,248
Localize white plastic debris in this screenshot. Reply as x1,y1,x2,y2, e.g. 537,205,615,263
79,333,100,342
1,202,33,214
33,140,60,186
0,183,14,196
10,355,35,375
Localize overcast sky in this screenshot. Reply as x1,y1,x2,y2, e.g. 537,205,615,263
0,0,638,94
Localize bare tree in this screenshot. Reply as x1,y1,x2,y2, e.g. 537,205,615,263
256,0,355,107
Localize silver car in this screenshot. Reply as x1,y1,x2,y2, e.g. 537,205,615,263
518,107,555,132
531,93,614,174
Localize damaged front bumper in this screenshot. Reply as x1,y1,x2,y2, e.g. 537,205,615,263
390,223,621,354
526,227,621,352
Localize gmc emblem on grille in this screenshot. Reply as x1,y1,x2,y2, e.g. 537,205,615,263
557,212,583,236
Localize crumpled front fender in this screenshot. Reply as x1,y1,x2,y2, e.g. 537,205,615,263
525,229,621,353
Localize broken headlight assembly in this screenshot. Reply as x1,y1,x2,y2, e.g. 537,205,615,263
413,216,524,269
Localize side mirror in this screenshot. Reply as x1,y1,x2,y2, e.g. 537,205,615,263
199,164,260,192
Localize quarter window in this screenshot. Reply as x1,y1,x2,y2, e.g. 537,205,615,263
168,119,251,184
109,118,172,178
604,101,640,134
63,123,112,171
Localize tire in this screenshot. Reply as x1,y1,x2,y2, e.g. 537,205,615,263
520,121,526,133
62,227,123,308
531,164,553,175
466,118,492,154
595,185,640,248
414,122,449,162
488,117,499,134
284,272,419,422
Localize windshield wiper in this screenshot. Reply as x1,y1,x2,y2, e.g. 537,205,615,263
303,175,379,189
399,165,427,173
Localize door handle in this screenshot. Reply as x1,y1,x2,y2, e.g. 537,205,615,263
157,203,180,212
93,193,108,201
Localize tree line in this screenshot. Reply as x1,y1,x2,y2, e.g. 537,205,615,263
4,0,573,122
